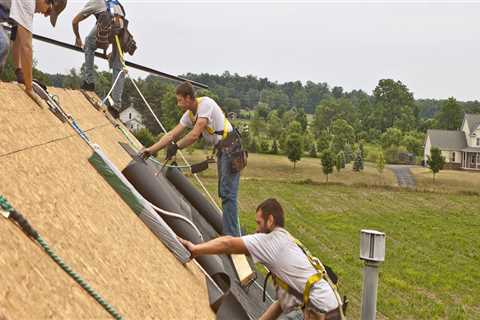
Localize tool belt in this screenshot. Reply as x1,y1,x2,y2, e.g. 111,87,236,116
215,128,248,173
0,4,9,22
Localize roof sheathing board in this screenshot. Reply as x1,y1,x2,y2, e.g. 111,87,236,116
0,83,214,319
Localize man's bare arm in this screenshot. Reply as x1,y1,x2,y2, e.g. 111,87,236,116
14,25,32,91
148,123,186,154
177,117,208,149
259,301,282,320
72,13,87,47
179,236,249,258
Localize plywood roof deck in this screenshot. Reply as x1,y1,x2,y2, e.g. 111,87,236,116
0,83,214,319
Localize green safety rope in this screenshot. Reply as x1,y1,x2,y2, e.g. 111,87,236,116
0,195,123,320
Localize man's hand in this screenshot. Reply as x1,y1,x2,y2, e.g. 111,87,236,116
75,37,83,48
138,147,153,159
178,237,196,259
25,88,45,108
165,142,179,160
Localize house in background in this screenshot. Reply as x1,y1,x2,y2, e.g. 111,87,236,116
120,105,145,131
424,114,480,170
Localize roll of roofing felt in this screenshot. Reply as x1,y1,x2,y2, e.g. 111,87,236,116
122,160,231,294
165,166,223,235
216,292,251,320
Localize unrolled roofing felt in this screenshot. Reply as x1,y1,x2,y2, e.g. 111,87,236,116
119,142,273,319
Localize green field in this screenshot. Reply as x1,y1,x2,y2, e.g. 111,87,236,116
174,151,480,319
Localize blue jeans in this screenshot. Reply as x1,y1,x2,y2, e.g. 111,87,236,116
84,26,125,110
0,25,9,73
217,151,241,236
278,309,303,320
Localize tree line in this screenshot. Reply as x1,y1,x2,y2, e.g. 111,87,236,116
2,55,479,169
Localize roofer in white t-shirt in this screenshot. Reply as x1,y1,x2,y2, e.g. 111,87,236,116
0,0,66,105
179,198,345,320
140,81,247,237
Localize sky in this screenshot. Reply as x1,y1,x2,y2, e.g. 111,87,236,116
32,0,480,101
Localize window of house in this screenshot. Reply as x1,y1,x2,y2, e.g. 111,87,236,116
129,113,132,120
477,138,480,146
451,152,455,162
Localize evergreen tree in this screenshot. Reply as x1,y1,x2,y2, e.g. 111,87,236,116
259,139,270,154
321,150,335,182
271,140,279,154
309,144,317,158
337,151,346,171
353,151,364,171
344,144,354,163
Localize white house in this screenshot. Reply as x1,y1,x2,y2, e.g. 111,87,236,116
120,105,145,131
424,114,480,170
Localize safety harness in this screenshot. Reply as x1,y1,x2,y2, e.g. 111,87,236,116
188,97,247,174
188,97,230,140
264,233,346,319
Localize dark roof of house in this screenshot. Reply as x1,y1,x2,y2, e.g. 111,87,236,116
464,114,480,133
426,129,467,151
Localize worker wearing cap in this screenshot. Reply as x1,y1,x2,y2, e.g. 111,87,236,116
0,0,67,105
140,81,245,237
179,198,343,320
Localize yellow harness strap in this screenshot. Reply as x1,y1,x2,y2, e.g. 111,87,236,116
188,97,230,140
267,233,346,319
272,235,343,311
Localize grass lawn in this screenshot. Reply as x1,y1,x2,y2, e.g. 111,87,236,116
167,150,479,319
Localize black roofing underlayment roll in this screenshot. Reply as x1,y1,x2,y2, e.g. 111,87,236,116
165,166,224,235
122,160,229,287
120,156,252,319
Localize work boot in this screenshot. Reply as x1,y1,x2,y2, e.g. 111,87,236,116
107,105,120,119
15,68,24,84
81,81,95,92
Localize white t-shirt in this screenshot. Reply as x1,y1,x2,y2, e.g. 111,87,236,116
179,96,233,145
78,0,107,18
0,0,35,32
242,228,339,314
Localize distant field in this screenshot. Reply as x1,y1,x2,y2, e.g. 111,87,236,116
177,150,398,186
411,167,480,195
165,150,480,319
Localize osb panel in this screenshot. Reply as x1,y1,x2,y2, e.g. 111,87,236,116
0,83,72,156
49,88,108,130
49,88,140,169
0,83,214,319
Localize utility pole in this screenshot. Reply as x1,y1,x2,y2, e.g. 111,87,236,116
360,229,386,320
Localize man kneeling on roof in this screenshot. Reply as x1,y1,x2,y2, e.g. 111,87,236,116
179,198,344,320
